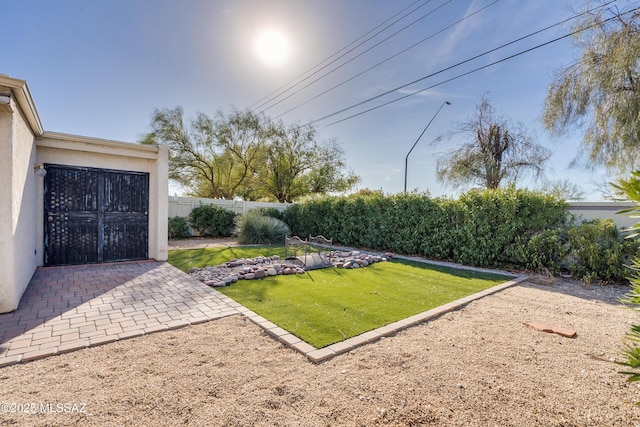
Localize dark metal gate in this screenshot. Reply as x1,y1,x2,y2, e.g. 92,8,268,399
44,164,149,266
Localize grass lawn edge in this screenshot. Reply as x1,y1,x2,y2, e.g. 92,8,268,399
237,271,530,363
168,245,529,362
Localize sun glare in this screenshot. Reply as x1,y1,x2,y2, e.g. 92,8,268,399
253,29,291,68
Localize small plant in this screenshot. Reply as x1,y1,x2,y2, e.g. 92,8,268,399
188,204,236,237
168,216,191,239
235,211,291,245
615,171,640,394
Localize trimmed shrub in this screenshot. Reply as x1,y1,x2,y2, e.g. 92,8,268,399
282,187,639,282
566,218,639,283
168,216,191,240
454,187,568,267
235,211,291,245
513,228,569,273
284,187,568,266
188,204,236,237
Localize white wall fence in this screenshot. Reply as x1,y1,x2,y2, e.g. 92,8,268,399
568,202,636,230
169,196,636,231
168,196,290,218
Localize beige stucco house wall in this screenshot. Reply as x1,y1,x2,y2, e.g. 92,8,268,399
0,75,168,313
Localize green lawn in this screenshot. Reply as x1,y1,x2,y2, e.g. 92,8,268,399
168,246,510,348
168,245,287,272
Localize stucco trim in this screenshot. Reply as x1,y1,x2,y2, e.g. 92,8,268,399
0,75,43,136
38,132,159,160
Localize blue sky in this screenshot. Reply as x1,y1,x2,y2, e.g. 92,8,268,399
1,0,623,199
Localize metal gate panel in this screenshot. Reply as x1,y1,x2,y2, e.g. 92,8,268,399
44,165,149,266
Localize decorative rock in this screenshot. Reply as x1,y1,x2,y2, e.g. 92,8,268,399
190,249,394,288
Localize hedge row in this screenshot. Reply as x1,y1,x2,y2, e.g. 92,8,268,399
283,187,639,282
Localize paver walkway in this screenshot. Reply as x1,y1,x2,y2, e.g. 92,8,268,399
0,261,240,367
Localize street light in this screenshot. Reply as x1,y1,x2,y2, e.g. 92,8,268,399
404,100,451,193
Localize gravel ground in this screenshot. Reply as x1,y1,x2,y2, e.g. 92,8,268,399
1,279,639,426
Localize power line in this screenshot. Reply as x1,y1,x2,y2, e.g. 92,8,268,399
314,1,622,127
250,0,432,111
259,0,456,113
274,0,499,120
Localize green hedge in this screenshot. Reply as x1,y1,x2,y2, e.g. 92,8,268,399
283,187,639,283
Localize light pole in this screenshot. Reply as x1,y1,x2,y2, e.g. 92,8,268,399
404,100,451,193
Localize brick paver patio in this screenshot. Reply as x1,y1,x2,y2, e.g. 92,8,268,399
0,261,241,367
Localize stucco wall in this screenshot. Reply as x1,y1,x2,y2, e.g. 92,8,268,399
36,134,168,263
0,92,39,313
568,202,637,230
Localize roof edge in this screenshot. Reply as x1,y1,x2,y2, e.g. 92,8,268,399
0,74,44,136
40,131,158,152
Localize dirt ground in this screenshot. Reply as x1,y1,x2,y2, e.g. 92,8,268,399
1,277,640,426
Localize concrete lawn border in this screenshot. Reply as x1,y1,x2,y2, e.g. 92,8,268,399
231,254,529,363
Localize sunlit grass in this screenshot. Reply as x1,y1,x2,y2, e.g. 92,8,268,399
168,246,287,272
168,246,510,348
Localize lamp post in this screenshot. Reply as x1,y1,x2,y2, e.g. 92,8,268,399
404,100,451,193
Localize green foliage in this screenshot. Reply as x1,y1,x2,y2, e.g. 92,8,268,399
284,186,638,281
168,216,191,240
234,211,291,245
187,204,236,237
254,207,284,221
140,107,359,201
285,187,569,267
566,219,638,283
141,107,267,199
513,228,569,273
252,122,360,202
543,5,640,172
615,171,640,391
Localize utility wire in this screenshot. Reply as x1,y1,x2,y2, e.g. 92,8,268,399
260,0,456,113
274,0,499,120
314,1,621,127
249,0,426,109
251,0,432,111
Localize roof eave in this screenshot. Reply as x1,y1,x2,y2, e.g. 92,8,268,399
0,74,44,136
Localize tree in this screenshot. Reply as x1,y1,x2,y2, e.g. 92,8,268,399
540,179,585,201
436,96,551,190
253,120,360,202
543,3,640,172
140,107,267,199
140,107,360,202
